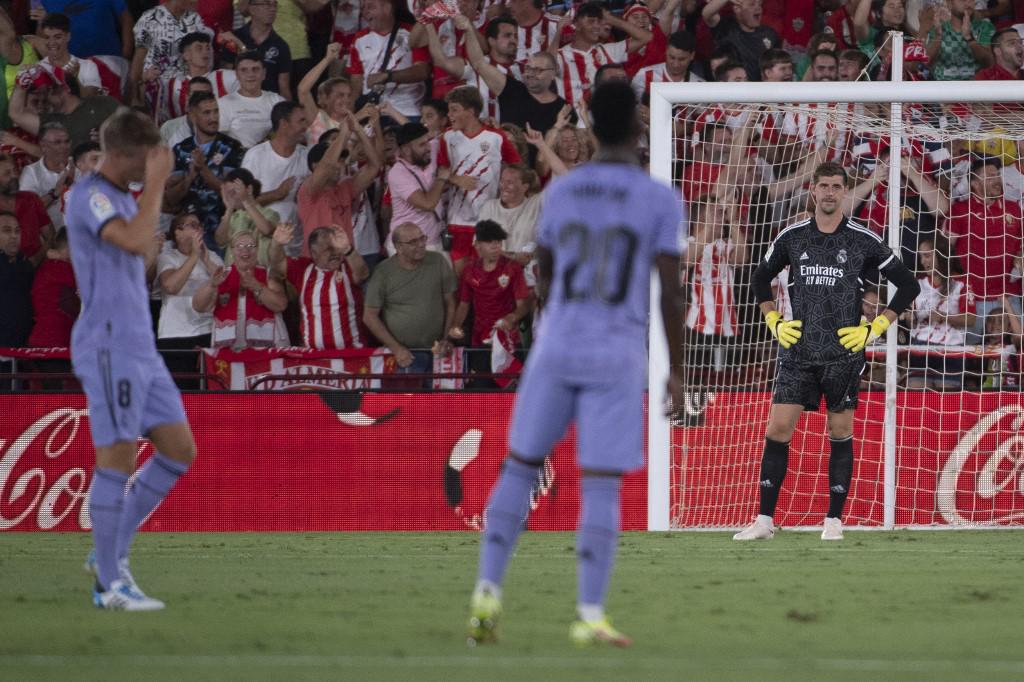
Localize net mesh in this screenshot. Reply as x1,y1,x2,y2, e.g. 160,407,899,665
668,99,1024,529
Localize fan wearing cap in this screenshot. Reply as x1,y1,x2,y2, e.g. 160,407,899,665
297,108,382,258
387,121,448,253
9,63,119,149
622,1,674,79
448,219,530,361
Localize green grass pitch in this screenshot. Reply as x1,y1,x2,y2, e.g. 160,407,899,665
3,531,1024,680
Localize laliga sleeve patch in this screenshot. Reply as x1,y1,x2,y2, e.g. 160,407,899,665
89,191,116,223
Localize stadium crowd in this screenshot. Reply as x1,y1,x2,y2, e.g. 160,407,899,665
0,0,1023,390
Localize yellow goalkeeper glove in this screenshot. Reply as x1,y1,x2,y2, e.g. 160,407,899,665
837,315,891,352
764,310,802,349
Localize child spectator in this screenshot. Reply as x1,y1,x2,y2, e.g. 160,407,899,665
448,220,531,381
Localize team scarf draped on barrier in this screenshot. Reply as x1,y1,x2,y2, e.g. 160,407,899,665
202,346,469,390
0,347,476,390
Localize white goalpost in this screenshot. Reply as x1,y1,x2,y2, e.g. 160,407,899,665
648,34,1024,531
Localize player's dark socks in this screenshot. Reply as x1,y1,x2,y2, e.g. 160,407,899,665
116,453,190,560
758,438,790,518
828,436,854,519
90,467,129,590
577,475,621,608
477,457,540,586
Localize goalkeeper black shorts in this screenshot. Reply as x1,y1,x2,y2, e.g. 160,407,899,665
772,356,865,413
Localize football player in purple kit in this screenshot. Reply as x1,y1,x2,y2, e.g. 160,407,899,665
466,81,687,648
66,108,197,611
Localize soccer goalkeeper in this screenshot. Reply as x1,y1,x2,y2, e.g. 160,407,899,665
738,161,919,541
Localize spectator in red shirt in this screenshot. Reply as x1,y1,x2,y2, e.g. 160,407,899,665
26,226,78,388
946,156,1024,339
0,151,52,266
27,226,77,348
622,2,669,78
974,27,1024,79
449,219,531,383
268,222,371,350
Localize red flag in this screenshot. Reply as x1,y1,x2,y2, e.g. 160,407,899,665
489,328,522,388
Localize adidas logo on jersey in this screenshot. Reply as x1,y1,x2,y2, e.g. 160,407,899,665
800,252,809,260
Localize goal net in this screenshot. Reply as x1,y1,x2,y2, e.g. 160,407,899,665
647,70,1024,530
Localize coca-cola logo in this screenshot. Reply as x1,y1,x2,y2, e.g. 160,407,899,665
3,409,89,530
938,405,1024,525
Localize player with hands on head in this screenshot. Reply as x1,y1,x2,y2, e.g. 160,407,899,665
740,161,920,542
67,109,198,611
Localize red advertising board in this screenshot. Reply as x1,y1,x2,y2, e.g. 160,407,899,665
0,394,647,532
5,392,1024,532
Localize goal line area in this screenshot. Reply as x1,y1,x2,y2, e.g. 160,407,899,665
646,71,1024,531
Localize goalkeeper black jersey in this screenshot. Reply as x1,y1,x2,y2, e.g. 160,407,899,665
755,216,901,365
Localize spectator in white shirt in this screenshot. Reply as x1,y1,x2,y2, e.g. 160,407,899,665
19,122,72,229
242,100,311,256
158,212,224,345
157,212,224,387
218,51,285,149
36,13,102,97
478,164,541,267
160,76,213,148
347,0,430,119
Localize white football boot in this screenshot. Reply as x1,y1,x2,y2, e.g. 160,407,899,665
93,579,165,611
821,517,844,541
733,516,775,541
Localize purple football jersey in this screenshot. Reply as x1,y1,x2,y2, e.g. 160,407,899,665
66,173,157,356
507,162,684,470
535,161,684,346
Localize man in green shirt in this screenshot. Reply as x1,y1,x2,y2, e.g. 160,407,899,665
364,222,456,383
9,64,119,148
